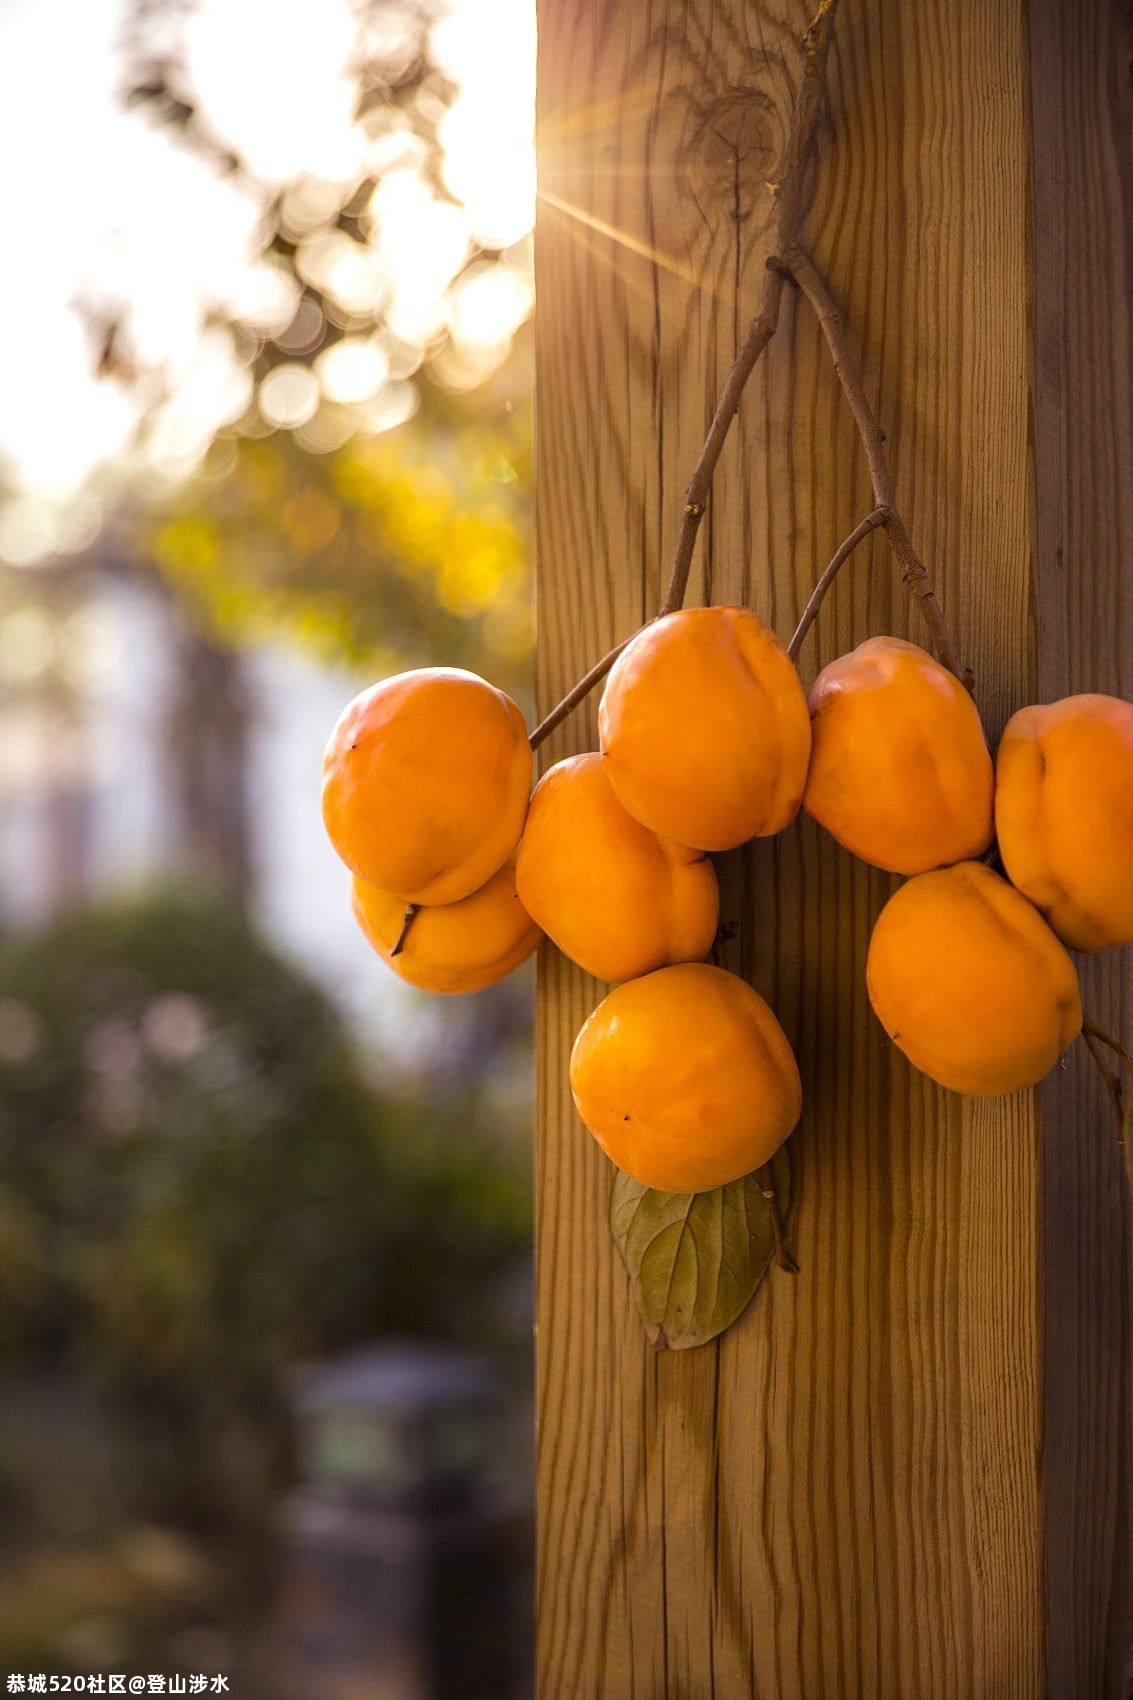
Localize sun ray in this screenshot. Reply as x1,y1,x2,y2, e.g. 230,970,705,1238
537,79,672,144
537,207,661,310
537,188,738,305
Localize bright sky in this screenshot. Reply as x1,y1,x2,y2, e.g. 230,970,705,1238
0,0,535,566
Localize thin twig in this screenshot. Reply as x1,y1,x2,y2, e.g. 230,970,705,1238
530,0,841,748
664,0,840,617
530,638,633,751
1082,1025,1126,1128
778,247,973,688
758,1164,799,1274
662,266,786,617
1081,1019,1133,1201
787,505,889,660
1083,1016,1133,1077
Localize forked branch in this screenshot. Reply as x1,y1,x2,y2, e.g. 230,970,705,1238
530,0,841,751
777,247,972,686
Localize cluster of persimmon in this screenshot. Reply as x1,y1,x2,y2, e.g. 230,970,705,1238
321,606,1133,1197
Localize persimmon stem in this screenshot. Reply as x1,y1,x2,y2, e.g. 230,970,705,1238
777,248,972,689
787,506,889,661
758,1165,799,1274
389,903,418,958
528,0,841,752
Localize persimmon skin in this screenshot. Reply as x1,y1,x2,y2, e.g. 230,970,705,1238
597,606,812,851
569,962,802,1192
995,693,1133,951
515,753,718,983
866,861,1082,1096
322,667,532,906
351,854,540,994
804,636,994,875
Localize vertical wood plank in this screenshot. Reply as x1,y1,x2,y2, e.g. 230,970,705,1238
534,1,1131,1693
1029,3,1133,1694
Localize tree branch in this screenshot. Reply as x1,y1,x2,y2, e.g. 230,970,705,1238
530,0,842,749
777,246,973,687
661,268,786,617
530,638,633,751
787,505,889,661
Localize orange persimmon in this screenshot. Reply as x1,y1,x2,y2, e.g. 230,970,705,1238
569,962,802,1192
994,693,1133,951
804,636,994,874
597,606,812,851
322,667,532,905
352,853,540,994
515,753,718,982
866,861,1082,1095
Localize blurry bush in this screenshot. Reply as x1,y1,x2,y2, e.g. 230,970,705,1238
0,890,530,1667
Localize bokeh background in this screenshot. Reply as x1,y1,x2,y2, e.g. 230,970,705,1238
0,0,535,1693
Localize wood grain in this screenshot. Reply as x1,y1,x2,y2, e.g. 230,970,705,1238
1029,3,1133,1695
533,1,1132,1693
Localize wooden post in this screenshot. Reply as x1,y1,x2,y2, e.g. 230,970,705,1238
533,2,1133,1696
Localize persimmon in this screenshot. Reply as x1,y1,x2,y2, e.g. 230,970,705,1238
352,854,540,994
866,861,1082,1095
804,636,994,874
994,693,1133,952
515,753,718,983
322,667,532,905
569,962,802,1192
597,605,811,851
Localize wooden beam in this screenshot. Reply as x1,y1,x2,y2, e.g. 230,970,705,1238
533,2,1133,1692
1029,2,1133,1694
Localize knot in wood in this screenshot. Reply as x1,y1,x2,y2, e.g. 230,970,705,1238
685,88,782,225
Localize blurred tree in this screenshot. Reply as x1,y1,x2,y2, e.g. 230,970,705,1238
104,0,536,683
116,0,532,399
164,626,254,902
139,379,532,693
0,892,530,1560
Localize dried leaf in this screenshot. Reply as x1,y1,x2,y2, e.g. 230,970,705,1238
609,1146,791,1351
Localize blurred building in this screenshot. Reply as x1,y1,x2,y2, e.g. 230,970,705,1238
0,558,424,1056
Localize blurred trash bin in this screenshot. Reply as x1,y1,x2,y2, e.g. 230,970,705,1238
280,1340,529,1700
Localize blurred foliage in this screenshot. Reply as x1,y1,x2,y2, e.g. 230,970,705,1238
107,0,536,685
0,2,537,1673
119,0,464,394
0,892,530,1548
137,377,533,691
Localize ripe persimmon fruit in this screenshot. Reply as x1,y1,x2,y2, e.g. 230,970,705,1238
570,962,802,1192
598,606,812,851
804,636,994,874
516,753,718,983
322,667,532,905
995,693,1133,951
352,853,540,994
866,861,1082,1095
